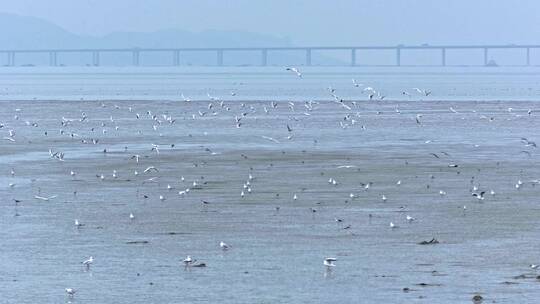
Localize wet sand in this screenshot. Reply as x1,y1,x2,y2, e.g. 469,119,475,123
1,99,540,303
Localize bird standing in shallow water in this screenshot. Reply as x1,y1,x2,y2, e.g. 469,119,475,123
183,255,194,269
220,241,231,250
82,256,94,269
74,219,83,228
324,257,337,269
65,288,75,297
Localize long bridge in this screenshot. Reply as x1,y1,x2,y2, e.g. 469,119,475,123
0,44,538,67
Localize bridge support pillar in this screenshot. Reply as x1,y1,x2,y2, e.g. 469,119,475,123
483,48,488,66
7,52,15,66
173,50,180,66
396,48,401,66
217,50,224,66
305,49,312,66
261,49,268,66
350,49,356,66
92,51,100,66
49,51,57,66
526,48,530,66
132,50,140,66
441,48,446,66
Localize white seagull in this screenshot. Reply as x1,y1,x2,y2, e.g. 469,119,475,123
182,255,194,268
472,191,485,201
324,257,337,268
352,79,363,87
286,67,302,78
413,87,432,96
82,256,94,268
65,288,76,297
144,166,159,173
181,93,191,102
34,195,57,201
220,241,231,250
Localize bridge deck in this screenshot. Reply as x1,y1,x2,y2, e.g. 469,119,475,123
0,45,537,67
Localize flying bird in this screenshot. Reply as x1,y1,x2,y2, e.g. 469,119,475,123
144,166,159,173
352,79,363,87
286,67,302,78
472,191,486,200
34,195,57,201
413,87,432,96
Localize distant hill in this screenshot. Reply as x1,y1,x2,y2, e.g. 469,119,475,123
0,13,293,49
0,13,343,66
0,13,85,49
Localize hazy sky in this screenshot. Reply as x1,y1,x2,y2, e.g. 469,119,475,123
2,0,540,45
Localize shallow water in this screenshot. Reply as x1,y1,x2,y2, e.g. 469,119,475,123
1,69,540,303
1,66,540,102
